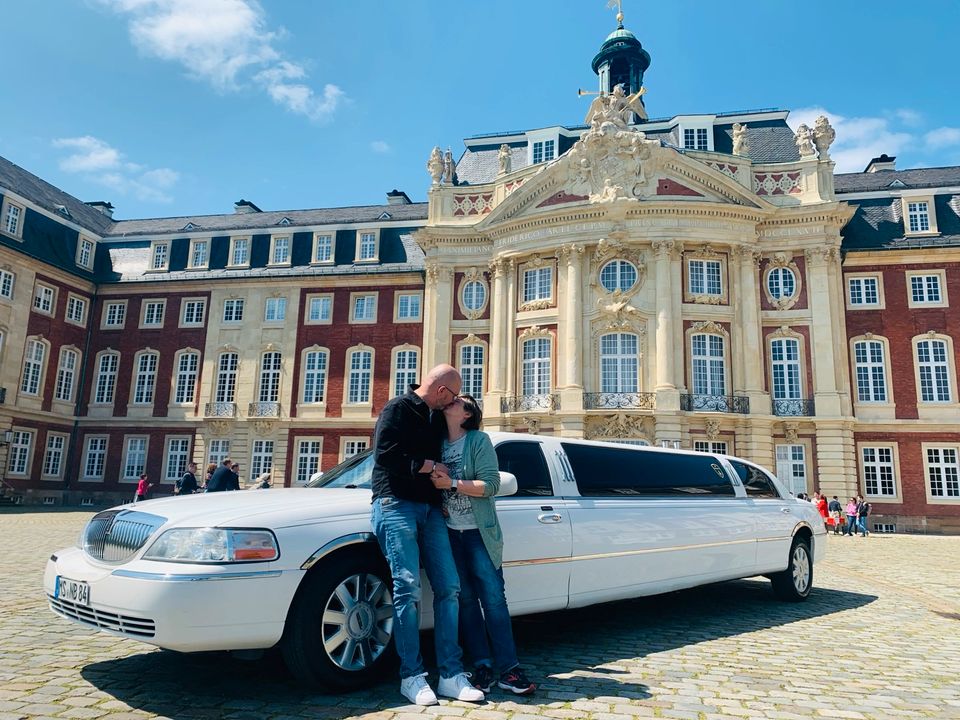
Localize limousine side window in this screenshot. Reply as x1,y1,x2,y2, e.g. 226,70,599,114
729,460,780,499
561,443,735,497
495,441,554,497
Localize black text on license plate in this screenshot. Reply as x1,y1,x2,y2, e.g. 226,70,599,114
56,576,90,606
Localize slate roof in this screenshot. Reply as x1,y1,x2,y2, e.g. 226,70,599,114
106,203,428,238
836,167,960,194
841,193,960,251
455,115,799,185
0,156,114,234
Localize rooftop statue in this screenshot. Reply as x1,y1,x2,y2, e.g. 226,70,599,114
732,123,750,156
795,124,816,158
813,115,836,161
442,147,456,184
584,84,648,129
427,146,443,185
497,144,512,176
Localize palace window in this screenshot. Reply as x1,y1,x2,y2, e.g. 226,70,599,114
164,437,191,482
907,201,930,233
694,440,729,455
82,437,108,480
66,295,87,324
396,293,422,321
347,349,373,403
460,344,485,399
532,140,555,164
141,300,165,327
123,437,147,480
174,351,199,404
776,444,808,496
342,437,369,459
307,294,333,323
0,269,14,299
522,267,552,304
207,439,230,466
861,446,897,497
853,340,888,402
521,337,551,396
20,339,46,396
462,280,486,312
150,242,169,270
43,434,66,478
689,259,722,296
103,301,126,328
357,232,378,261
230,237,250,266
223,298,244,322
258,352,282,403
683,127,709,151
925,446,960,499
7,430,33,476
3,199,23,237
691,334,725,396
33,284,55,315
54,348,79,403
264,297,287,322
181,299,206,326
771,338,802,400
600,333,639,393
392,348,419,398
270,236,291,265
296,439,322,485
76,237,95,269
251,440,274,479
848,276,881,307
908,272,946,307
93,352,120,404
351,294,377,322
215,353,239,403
916,338,952,403
766,267,796,300
313,234,333,263
133,352,159,404
189,239,208,268
599,260,638,293
302,350,329,403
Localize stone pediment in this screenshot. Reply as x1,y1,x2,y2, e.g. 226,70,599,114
479,124,770,227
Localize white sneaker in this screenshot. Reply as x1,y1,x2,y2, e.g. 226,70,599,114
400,673,438,706
438,672,485,702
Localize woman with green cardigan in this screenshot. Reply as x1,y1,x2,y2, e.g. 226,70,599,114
430,394,536,696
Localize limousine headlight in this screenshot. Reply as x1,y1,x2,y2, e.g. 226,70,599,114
143,528,279,563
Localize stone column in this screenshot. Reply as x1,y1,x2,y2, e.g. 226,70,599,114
652,239,676,392
559,244,585,419
805,246,842,417
422,261,439,369
735,244,770,414
486,258,507,414
504,259,517,398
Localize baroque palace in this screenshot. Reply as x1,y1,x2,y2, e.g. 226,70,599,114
1,18,959,532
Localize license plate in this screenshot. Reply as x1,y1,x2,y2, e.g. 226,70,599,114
55,576,91,606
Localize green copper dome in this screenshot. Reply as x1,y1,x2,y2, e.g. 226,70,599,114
591,23,650,75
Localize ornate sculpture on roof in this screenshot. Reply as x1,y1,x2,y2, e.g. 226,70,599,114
497,144,512,176
442,147,456,184
562,116,656,203
794,124,816,158
813,115,836,161
732,123,749,156
427,146,444,185
584,84,648,130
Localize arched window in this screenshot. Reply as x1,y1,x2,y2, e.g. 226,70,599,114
258,351,282,403
770,338,802,400
20,338,47,396
302,349,329,403
600,333,639,393
54,347,80,402
916,338,952,402
460,344,485,398
853,340,887,402
215,353,239,403
132,351,160,404
392,347,419,398
174,351,200,404
691,334,725,396
521,337,551,396
93,352,120,404
347,349,373,404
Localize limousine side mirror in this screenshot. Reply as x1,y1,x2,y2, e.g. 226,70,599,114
497,471,518,497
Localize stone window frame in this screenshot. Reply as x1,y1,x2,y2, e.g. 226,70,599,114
263,294,288,324
227,236,251,268
305,293,334,325
171,348,201,405
339,435,371,463
849,333,896,410
41,431,70,480
129,348,160,407
457,268,490,320
355,229,380,263
6,428,35,477
857,442,902,500
394,291,423,323
517,325,554,397
268,234,292,267
222,297,245,324
101,300,127,329
683,246,728,305
901,193,939,236
76,236,96,270
187,238,209,270
694,440,729,455
65,292,88,326
149,240,170,272
162,435,193,484
845,272,885,310
342,344,375,411
1,196,25,239
53,345,81,404
20,335,50,398
685,320,731,397
139,299,166,328
293,436,324,486
905,269,948,309
766,326,808,402
518,255,556,311
390,344,421,399
456,334,489,399
80,435,109,482
349,292,378,324
298,345,331,415
911,332,959,409
179,297,207,328
597,330,642,394
761,254,803,310
32,282,57,316
0,267,14,300
90,349,121,406
121,434,150,482
921,442,960,505
312,233,335,264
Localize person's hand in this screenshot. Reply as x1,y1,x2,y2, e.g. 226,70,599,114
431,469,452,489
434,462,449,476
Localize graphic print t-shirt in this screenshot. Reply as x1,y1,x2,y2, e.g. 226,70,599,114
441,435,478,530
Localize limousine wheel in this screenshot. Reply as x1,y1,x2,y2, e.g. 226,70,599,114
770,536,812,602
282,548,396,689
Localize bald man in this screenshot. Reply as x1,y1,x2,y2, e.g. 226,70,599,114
370,364,483,705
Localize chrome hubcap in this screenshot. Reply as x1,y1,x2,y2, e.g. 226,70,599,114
322,572,393,671
792,545,810,593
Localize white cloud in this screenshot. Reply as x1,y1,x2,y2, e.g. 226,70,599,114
788,107,914,173
894,109,923,127
52,135,179,203
925,127,960,150
370,140,391,154
97,0,344,121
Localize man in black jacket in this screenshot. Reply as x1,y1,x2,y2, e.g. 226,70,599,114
370,364,483,706
205,459,235,492
175,462,199,495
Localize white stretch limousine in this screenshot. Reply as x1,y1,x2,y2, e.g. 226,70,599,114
45,434,825,689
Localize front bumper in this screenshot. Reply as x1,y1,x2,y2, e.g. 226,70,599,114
44,546,304,652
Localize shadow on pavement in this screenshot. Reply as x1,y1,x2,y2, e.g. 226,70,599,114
79,578,877,717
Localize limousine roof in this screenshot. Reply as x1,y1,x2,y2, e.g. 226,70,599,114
486,432,737,461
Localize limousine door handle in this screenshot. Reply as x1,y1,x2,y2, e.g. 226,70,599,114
780,507,793,514
537,512,564,524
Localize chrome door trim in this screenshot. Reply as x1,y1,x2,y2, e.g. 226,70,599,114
301,532,377,570
502,536,758,568
111,568,283,581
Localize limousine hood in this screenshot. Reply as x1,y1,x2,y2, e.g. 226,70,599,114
126,488,373,529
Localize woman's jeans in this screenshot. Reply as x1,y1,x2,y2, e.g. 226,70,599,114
448,527,519,676
371,497,463,680
845,515,857,535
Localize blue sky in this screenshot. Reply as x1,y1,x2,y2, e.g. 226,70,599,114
2,0,958,220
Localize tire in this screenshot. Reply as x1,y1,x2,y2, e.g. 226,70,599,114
770,535,812,602
281,547,396,690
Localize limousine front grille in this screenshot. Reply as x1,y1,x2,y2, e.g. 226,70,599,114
83,509,166,563
48,595,156,638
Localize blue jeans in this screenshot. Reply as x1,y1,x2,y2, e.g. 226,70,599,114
370,497,463,680
858,516,869,535
845,515,857,535
448,528,519,676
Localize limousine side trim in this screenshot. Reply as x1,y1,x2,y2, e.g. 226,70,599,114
502,536,758,568
300,532,377,570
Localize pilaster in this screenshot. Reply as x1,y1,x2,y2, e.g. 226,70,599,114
734,244,770,414
805,247,843,417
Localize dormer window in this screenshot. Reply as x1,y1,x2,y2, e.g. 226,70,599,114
683,127,709,151
532,140,555,164
2,198,24,238
150,242,169,271
270,235,291,265
189,239,208,269
356,231,378,262
907,202,930,233
76,237,95,270
902,194,939,236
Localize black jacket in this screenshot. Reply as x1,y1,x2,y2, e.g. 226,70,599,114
177,471,198,495
206,465,235,492
371,387,445,505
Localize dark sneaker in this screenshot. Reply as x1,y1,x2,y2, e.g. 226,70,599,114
498,667,536,695
472,664,494,693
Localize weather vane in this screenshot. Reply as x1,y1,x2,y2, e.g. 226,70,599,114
607,0,624,26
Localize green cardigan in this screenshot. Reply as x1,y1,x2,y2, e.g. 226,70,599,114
457,430,505,569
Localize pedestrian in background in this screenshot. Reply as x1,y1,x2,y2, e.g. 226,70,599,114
857,496,871,537
206,458,234,492
828,495,843,534
134,473,153,503
176,462,199,496
844,497,858,536
229,463,241,490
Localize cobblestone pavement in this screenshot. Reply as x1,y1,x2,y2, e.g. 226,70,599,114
2,508,959,720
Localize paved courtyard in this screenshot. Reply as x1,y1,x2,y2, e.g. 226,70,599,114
1,509,959,720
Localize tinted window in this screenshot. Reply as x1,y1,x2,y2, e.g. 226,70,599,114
730,460,780,498
495,442,554,497
562,443,734,497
